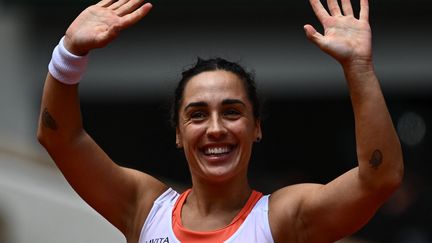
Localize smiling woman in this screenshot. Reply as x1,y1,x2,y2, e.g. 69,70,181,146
37,0,403,242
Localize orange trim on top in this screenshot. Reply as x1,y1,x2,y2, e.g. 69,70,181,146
172,189,263,243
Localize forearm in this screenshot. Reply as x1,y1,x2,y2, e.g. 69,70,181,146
344,62,403,192
37,73,84,148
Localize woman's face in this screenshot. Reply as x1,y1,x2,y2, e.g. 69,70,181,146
176,70,261,182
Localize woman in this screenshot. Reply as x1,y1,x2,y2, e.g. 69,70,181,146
37,0,404,242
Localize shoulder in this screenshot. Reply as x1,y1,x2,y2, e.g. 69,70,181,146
268,183,323,243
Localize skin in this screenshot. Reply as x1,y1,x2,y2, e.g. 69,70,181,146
37,0,403,242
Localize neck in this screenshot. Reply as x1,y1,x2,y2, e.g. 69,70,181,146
187,173,252,215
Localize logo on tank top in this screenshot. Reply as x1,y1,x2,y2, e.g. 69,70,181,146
145,237,169,243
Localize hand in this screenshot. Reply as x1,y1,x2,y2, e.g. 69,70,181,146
304,0,372,67
64,0,153,56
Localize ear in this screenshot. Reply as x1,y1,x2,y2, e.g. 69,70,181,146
255,119,262,142
175,127,183,148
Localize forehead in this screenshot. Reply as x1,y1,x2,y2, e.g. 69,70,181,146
182,70,247,104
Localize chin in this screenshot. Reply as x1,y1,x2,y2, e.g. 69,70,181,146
199,162,245,184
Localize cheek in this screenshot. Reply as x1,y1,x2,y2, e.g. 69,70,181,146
181,125,205,146
229,120,256,141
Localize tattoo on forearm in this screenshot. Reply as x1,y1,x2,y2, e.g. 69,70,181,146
369,149,383,169
42,108,58,130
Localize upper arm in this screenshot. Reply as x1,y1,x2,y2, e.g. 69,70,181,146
38,73,167,239
270,167,393,243
300,168,387,242
51,132,166,234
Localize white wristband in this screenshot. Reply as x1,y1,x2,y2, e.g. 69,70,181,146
48,36,89,85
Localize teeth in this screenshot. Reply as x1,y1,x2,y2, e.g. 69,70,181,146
204,146,231,155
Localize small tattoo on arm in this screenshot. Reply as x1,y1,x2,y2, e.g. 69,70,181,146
42,108,58,130
369,149,383,170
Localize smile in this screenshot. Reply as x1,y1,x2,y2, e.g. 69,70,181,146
202,145,234,156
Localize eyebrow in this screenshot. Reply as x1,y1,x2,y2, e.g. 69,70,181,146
222,99,246,107
184,99,246,111
184,101,208,111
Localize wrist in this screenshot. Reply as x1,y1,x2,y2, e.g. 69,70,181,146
48,36,89,85
342,57,375,75
63,35,89,56
342,58,381,97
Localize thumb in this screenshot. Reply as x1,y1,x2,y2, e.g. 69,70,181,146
303,24,324,47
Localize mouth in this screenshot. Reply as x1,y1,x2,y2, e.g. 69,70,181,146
201,144,235,158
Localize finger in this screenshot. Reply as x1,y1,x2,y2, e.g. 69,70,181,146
309,0,330,23
326,0,342,16
120,3,152,29
96,0,115,7
360,0,369,21
303,24,325,48
115,0,146,16
108,0,128,10
341,0,354,16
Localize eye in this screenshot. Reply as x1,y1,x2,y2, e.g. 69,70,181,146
190,110,207,121
223,108,241,119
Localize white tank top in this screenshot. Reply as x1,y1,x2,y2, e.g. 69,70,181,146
138,188,274,243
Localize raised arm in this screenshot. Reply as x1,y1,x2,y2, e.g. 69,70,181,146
270,0,403,242
37,1,166,241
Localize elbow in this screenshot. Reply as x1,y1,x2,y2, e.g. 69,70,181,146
385,145,405,192
37,123,84,151
359,156,404,199
37,124,49,148
37,119,57,149
378,167,404,204
387,157,404,191
375,157,404,199
37,126,58,151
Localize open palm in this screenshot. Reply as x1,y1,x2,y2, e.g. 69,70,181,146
64,0,152,55
304,0,372,65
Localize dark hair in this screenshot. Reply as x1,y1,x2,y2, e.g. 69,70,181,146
170,57,261,128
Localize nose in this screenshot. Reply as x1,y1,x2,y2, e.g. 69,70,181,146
206,113,227,140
